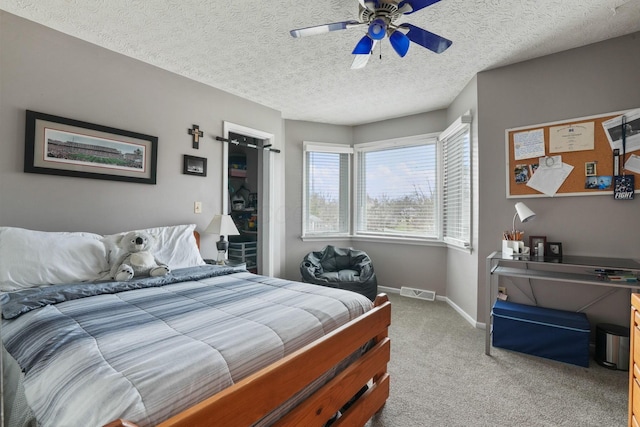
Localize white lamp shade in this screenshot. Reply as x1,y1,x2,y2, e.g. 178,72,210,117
205,214,240,236
514,202,536,223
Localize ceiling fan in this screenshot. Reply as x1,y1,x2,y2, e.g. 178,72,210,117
290,0,452,69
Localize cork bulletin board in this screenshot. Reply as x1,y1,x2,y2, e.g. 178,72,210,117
505,108,640,198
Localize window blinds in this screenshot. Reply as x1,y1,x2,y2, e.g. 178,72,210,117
442,124,471,247
355,142,438,238
304,150,350,235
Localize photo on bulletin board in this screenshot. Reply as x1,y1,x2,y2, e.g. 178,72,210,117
513,164,530,184
505,108,640,198
585,175,612,190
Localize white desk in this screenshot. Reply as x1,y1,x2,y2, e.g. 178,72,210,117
485,251,640,355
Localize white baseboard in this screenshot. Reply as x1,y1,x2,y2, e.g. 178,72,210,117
446,297,485,329
378,285,401,294
380,286,486,330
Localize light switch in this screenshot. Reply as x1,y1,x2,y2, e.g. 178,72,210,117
194,201,202,214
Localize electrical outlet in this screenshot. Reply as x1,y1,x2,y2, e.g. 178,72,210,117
498,286,507,295
194,201,202,214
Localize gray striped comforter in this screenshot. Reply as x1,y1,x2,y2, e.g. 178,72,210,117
1,265,372,427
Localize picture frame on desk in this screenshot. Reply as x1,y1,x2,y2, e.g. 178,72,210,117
529,236,547,257
546,242,563,258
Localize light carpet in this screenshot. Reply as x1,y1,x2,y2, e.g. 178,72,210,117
366,292,627,426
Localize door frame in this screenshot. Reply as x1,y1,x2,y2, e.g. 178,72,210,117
222,121,277,276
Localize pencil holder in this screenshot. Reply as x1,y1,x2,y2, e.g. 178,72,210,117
502,240,524,256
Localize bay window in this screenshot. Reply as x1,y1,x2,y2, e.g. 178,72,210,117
302,112,472,248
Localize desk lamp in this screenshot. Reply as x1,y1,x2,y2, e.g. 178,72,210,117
512,202,536,234
205,214,240,265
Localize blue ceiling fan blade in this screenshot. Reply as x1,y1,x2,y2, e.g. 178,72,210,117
397,0,442,14
389,30,410,57
351,40,378,69
352,35,374,55
400,23,452,53
290,21,361,38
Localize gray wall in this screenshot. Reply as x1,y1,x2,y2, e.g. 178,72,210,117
283,111,451,297
352,111,450,295
477,32,640,327
0,12,284,263
283,32,640,329
3,10,640,328
282,120,353,281
445,76,479,322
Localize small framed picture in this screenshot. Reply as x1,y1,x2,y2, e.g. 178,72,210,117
585,162,597,176
546,242,563,258
529,236,547,256
183,155,207,177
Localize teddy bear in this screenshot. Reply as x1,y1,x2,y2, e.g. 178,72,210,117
110,231,170,281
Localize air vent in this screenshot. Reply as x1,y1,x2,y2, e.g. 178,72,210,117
400,287,436,301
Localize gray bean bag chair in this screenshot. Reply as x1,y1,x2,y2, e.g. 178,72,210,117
300,245,378,301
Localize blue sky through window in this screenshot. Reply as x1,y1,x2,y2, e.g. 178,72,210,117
363,144,436,200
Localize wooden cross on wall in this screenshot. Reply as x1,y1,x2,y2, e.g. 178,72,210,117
188,125,204,149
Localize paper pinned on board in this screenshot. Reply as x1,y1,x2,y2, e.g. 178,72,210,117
624,154,640,174
538,155,562,169
602,108,640,153
549,122,594,153
526,162,574,197
513,128,545,160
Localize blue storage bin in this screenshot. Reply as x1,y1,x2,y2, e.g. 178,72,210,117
492,299,590,367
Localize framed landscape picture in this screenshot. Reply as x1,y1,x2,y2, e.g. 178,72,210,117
24,110,158,184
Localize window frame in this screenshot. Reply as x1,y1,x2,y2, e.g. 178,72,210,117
300,112,473,250
440,112,473,251
353,133,441,243
301,141,353,239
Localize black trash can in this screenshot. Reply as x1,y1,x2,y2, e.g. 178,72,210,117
595,323,630,370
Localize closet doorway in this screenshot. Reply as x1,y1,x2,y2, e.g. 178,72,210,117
222,122,277,276
227,132,259,273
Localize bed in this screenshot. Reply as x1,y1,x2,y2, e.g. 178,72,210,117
0,225,390,427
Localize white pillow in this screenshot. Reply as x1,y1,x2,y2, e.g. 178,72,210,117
0,227,110,291
102,224,205,270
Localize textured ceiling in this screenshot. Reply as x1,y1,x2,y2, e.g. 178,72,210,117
1,0,639,125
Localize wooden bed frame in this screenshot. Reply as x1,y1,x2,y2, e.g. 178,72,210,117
105,232,391,427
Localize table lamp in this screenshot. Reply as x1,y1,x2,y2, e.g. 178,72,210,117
512,202,535,234
205,214,240,264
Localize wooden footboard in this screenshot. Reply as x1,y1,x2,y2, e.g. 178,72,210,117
106,293,391,427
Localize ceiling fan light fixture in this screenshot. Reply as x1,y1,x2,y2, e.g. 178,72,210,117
389,30,410,57
368,18,387,40
352,35,374,54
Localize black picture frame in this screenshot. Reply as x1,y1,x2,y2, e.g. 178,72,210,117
529,236,547,256
24,110,157,184
183,155,207,177
546,242,563,258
